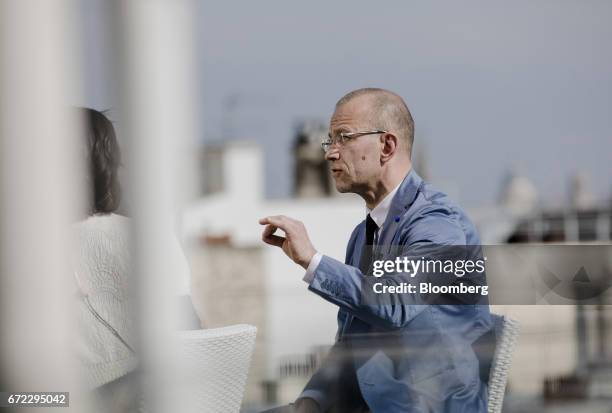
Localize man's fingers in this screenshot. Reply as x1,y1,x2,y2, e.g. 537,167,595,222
263,234,285,248
259,215,315,268
260,215,287,227
259,215,295,235
262,223,286,247
262,224,278,238
259,215,280,225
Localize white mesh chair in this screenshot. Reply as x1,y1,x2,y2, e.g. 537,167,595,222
487,315,520,413
175,324,257,413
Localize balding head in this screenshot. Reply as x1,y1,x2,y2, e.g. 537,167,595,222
335,88,414,156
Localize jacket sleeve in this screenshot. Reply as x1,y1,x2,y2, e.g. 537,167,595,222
308,204,468,329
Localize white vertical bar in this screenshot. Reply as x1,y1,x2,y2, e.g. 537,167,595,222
0,0,83,411
114,0,199,411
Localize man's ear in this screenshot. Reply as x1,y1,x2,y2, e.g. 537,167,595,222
380,133,398,162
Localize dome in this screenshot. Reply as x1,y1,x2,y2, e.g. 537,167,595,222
499,170,539,216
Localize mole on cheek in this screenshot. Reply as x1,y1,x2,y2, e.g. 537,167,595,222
362,156,366,160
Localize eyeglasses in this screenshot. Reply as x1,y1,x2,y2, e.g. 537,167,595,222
321,130,387,153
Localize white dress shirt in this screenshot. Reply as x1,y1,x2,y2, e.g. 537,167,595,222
303,182,403,284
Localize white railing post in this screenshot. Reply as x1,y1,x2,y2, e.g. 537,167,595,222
0,0,84,411
113,0,199,411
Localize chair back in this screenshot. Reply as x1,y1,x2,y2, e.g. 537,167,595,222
484,315,520,413
473,314,520,413
175,324,257,413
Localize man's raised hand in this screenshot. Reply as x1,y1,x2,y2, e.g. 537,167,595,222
259,215,317,269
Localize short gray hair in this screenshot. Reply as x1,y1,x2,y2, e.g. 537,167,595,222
336,88,414,156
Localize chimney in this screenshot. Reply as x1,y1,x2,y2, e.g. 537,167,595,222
200,141,263,200
293,120,331,198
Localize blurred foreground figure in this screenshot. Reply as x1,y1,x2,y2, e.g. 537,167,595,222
260,89,492,413
72,108,197,412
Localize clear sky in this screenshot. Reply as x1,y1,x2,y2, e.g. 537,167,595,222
82,0,612,207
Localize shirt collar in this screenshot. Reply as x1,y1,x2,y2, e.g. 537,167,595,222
366,181,403,229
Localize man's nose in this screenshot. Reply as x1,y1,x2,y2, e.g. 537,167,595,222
325,148,340,161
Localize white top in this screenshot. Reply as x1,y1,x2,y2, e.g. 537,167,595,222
73,213,192,389
303,182,402,283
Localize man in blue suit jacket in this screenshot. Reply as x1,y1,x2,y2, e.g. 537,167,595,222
260,88,492,413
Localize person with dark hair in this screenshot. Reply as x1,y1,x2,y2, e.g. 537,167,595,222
72,108,197,412
82,108,122,215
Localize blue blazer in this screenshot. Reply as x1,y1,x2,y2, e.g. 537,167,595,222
301,170,492,413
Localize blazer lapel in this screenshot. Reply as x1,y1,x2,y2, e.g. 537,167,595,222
377,169,423,252
353,224,366,268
